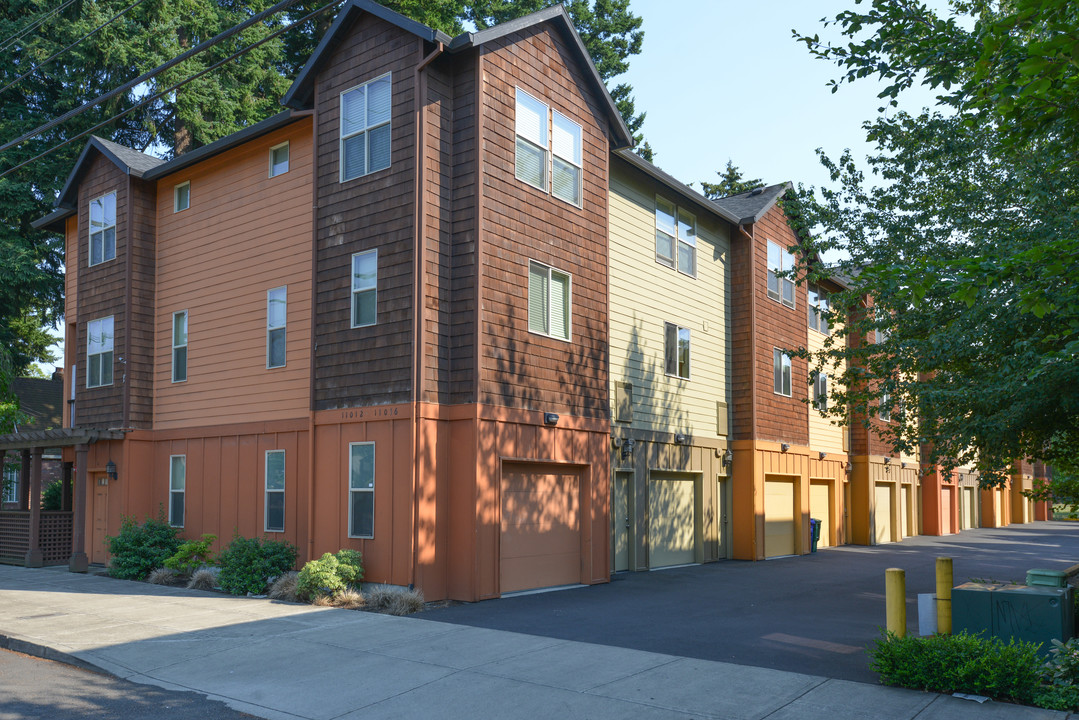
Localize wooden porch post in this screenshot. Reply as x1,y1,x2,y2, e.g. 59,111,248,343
19,449,30,510
25,447,43,567
69,444,89,572
61,462,73,512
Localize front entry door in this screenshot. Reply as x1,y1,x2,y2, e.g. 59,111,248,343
91,475,109,565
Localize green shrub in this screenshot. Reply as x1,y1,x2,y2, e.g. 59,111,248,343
1034,684,1079,712
296,549,364,601
869,631,1043,703
164,534,217,576
105,514,183,580
42,480,62,511
216,534,297,596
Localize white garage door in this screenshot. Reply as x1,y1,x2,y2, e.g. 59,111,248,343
765,478,796,558
875,483,894,544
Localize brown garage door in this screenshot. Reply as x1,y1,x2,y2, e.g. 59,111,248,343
501,464,581,594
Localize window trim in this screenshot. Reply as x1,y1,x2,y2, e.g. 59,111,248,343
514,87,549,193
269,141,290,178
348,442,375,539
267,286,286,369
350,249,378,329
550,108,583,207
264,449,285,533
767,240,796,309
86,316,114,389
169,454,185,528
173,181,190,213
654,195,697,278
527,259,572,342
339,72,393,183
172,310,188,383
664,322,691,380
773,348,792,397
88,191,116,267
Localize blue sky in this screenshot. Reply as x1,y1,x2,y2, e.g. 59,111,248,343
617,0,945,196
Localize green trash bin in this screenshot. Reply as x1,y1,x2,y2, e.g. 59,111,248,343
809,518,821,553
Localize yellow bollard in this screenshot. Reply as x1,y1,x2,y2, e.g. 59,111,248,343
937,557,953,635
886,567,906,637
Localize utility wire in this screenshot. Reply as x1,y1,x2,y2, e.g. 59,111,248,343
1,0,154,96
0,0,341,181
0,0,78,53
0,0,304,154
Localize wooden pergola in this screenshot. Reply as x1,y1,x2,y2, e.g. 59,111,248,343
0,429,124,570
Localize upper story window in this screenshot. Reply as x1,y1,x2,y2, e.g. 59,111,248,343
812,371,828,411
808,284,829,333
515,88,582,207
88,192,116,266
340,74,391,182
86,316,114,388
879,391,892,422
528,260,571,341
267,286,286,368
655,196,697,276
351,250,377,328
172,311,188,383
664,322,691,379
767,240,795,308
773,348,792,397
174,181,190,212
269,142,289,177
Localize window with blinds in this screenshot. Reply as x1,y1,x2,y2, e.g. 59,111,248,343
515,88,583,207
516,89,548,190
340,74,392,182
528,260,571,341
655,195,696,276
664,322,691,379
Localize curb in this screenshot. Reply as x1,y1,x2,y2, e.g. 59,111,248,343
0,631,108,675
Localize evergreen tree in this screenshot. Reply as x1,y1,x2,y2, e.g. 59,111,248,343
700,160,764,199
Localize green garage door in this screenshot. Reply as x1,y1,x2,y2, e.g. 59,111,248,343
648,473,696,567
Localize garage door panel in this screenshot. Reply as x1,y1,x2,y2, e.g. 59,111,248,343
875,483,893,544
765,478,796,558
649,475,696,568
501,552,580,593
500,522,580,559
501,465,582,594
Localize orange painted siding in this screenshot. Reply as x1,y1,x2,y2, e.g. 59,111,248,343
153,119,313,429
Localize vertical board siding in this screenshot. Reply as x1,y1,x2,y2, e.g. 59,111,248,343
608,160,731,437
75,154,128,428
153,120,313,429
478,27,609,419
313,16,418,409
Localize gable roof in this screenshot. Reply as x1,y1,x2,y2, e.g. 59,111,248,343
612,148,740,225
283,0,632,148
10,377,63,433
709,182,790,226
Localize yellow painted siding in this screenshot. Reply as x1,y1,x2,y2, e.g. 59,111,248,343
807,323,845,454
608,162,730,437
154,119,313,429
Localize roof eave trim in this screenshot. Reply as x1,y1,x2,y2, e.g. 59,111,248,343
612,148,741,225
30,205,75,232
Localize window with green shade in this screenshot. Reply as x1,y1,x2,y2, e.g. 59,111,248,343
528,260,571,341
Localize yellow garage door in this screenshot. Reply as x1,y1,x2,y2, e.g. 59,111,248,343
809,480,831,548
765,478,796,558
501,464,581,594
967,487,979,528
942,487,953,534
649,474,696,568
875,483,894,544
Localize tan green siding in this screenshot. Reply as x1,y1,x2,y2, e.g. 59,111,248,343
807,325,846,455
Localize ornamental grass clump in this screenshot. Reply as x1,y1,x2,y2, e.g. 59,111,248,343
187,566,219,592
268,571,300,602
365,584,424,615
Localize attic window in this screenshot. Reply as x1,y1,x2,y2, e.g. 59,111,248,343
340,74,391,182
88,192,116,266
174,181,190,212
767,240,795,308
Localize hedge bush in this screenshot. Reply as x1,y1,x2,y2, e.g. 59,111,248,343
869,631,1043,704
106,515,183,580
296,549,364,601
42,480,62,511
216,535,297,595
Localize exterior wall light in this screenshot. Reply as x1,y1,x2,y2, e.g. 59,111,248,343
818,451,827,460
674,433,688,445
106,460,118,482
543,413,559,426
780,443,790,452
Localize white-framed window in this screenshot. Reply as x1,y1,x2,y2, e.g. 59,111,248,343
2,464,17,504
88,192,116,266
767,240,796,308
351,250,377,328
174,181,190,212
528,260,571,341
86,316,114,388
265,449,285,532
877,326,890,344
515,88,583,206
515,88,548,191
879,391,892,422
664,322,691,379
808,284,829,333
340,73,392,182
348,442,374,539
269,141,289,177
551,110,582,205
172,311,188,383
773,348,792,396
655,196,697,276
169,455,185,528
267,287,286,368
812,371,828,411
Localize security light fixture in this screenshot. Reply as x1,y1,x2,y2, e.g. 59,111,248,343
543,412,559,426
845,461,853,473
819,451,827,460
781,443,790,452
723,449,734,467
621,437,635,460
883,457,891,465
674,433,688,445
106,460,117,482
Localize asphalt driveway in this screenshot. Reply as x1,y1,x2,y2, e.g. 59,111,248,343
423,521,1079,684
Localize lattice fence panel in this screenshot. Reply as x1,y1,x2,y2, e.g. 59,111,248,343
0,512,30,561
40,512,73,563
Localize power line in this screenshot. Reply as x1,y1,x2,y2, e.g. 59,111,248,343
0,0,155,96
0,0,78,53
0,0,342,181
0,0,304,154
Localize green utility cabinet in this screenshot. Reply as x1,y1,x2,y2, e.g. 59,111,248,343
953,582,1075,651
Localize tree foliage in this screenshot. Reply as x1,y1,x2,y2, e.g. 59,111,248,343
789,0,1079,484
700,159,764,199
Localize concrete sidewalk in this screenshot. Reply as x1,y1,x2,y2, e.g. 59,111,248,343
0,565,1068,720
